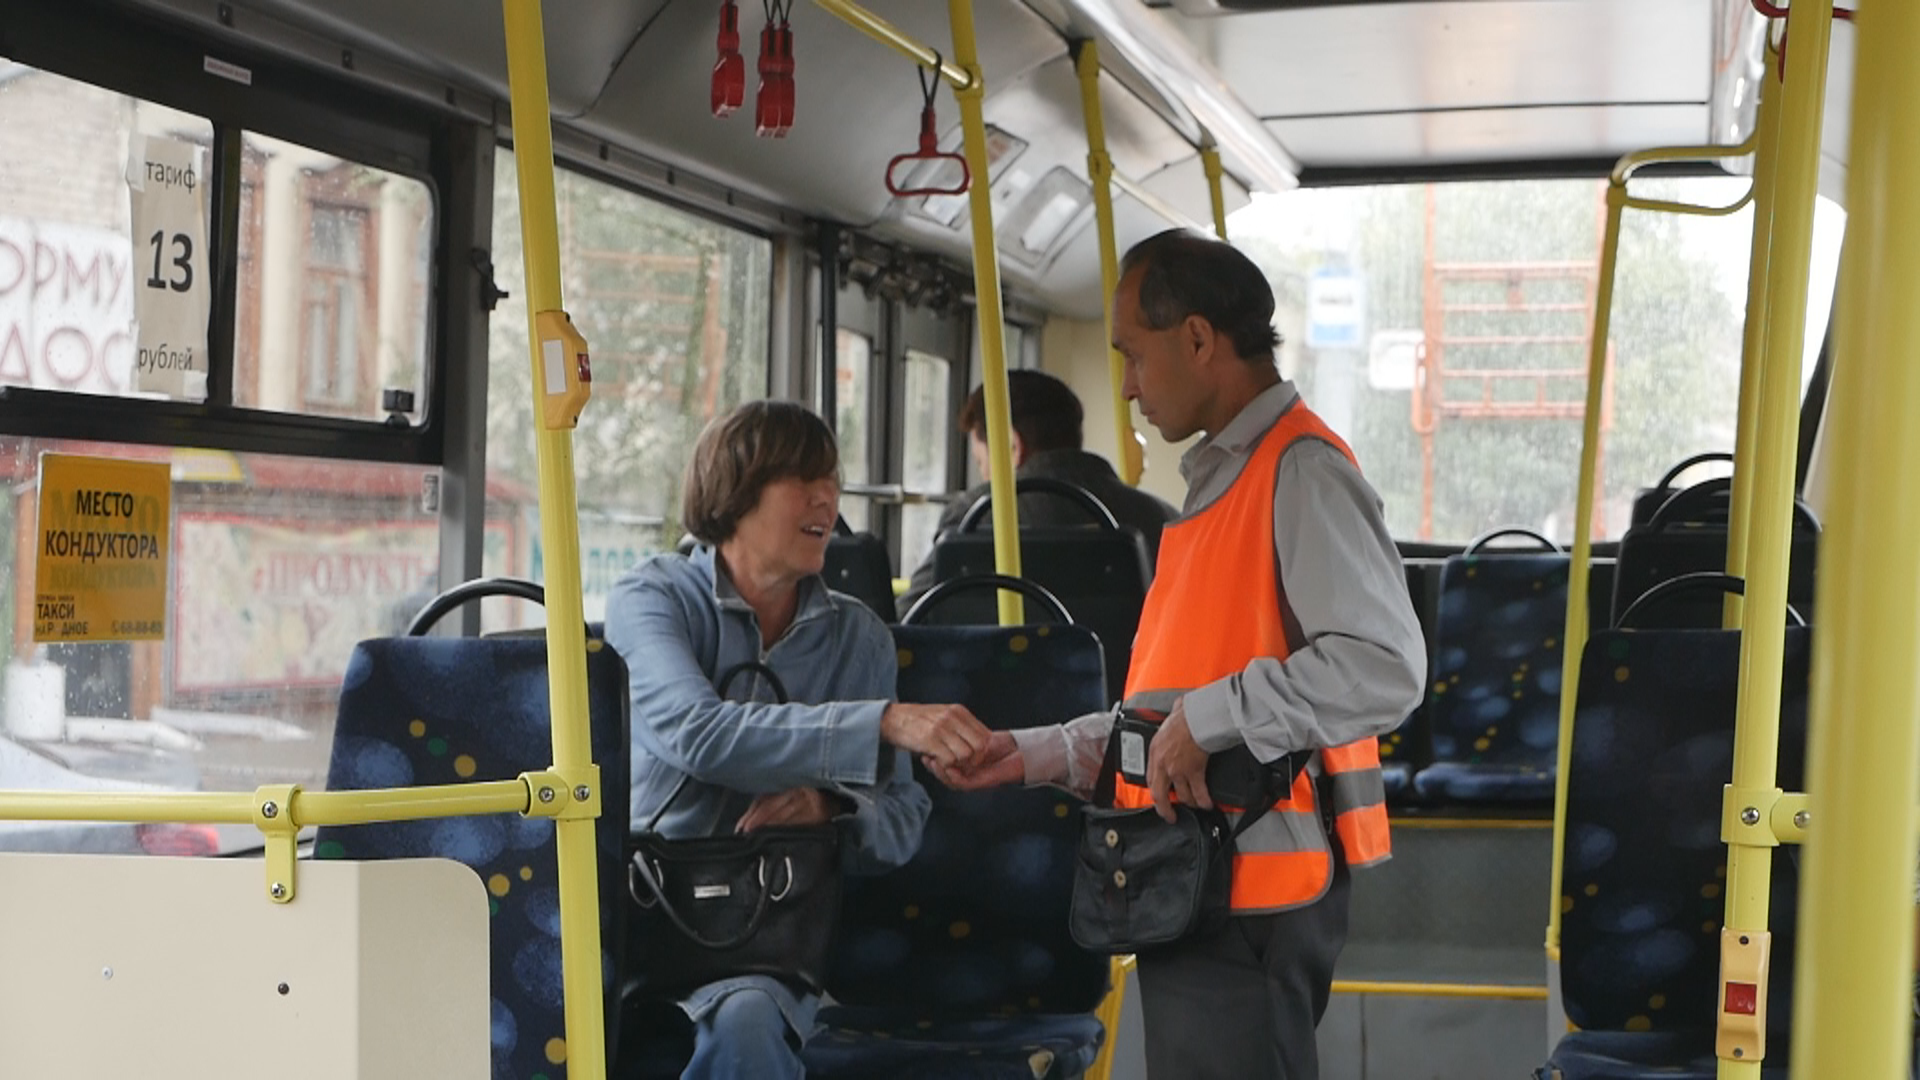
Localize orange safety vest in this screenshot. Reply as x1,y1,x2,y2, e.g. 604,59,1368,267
1115,399,1393,914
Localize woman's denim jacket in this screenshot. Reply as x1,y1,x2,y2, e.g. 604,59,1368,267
603,545,929,876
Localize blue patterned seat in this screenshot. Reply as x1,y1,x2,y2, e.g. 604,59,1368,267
1413,552,1570,804
318,632,632,1080
1538,626,1809,1079
803,622,1112,1080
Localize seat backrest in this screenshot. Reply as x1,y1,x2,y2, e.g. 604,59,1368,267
1613,479,1818,628
824,530,896,624
1426,552,1571,770
1383,558,1445,780
1558,626,1810,1037
824,622,1111,1017
929,528,1149,705
317,634,632,1080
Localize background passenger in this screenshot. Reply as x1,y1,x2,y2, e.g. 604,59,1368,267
604,400,993,1080
898,369,1177,615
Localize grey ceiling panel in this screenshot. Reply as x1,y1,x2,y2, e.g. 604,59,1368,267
573,0,1066,221
1192,0,1712,121
1266,103,1711,168
234,0,662,114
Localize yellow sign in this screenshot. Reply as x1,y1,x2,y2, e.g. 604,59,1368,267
34,453,171,642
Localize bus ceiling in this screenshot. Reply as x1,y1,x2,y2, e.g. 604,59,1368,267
98,0,1856,319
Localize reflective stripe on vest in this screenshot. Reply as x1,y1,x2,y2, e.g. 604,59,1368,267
1117,399,1392,912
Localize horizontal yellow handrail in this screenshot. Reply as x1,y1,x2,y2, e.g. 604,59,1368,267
1332,980,1550,1001
0,790,257,825
0,780,537,829
813,0,973,89
1610,132,1760,186
1390,816,1554,831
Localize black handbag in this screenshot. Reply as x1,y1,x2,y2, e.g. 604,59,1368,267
1068,710,1289,953
625,662,844,999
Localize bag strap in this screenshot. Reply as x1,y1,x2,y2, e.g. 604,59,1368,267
626,849,782,950
642,660,793,833
1094,709,1285,844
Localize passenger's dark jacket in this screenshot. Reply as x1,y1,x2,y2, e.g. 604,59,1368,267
898,448,1178,616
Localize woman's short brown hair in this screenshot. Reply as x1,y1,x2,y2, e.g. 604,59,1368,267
682,400,839,545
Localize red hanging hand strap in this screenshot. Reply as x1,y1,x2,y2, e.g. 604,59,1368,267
886,54,970,197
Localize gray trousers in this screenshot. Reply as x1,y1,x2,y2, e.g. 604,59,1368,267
1136,857,1352,1080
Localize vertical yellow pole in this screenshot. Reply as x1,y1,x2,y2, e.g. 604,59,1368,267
1792,4,1920,1076
1200,143,1230,241
502,3,605,1077
1724,49,1788,629
1543,184,1625,960
949,0,1023,625
1722,4,1830,1074
1074,41,1141,488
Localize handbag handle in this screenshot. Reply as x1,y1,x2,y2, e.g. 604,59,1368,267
627,850,790,951
642,661,793,833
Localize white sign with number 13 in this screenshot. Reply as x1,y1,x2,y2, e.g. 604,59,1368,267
127,134,210,401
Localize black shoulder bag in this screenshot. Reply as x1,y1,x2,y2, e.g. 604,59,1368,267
625,662,844,999
1068,708,1303,953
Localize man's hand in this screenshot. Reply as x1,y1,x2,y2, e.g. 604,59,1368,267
924,730,1023,791
881,703,992,769
735,787,835,833
1146,698,1212,823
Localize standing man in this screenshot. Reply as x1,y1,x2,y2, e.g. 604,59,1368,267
933,230,1424,1079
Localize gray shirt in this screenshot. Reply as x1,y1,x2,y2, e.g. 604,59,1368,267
1011,380,1427,797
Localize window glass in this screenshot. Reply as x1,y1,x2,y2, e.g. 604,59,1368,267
1229,178,1844,543
899,348,950,572
483,151,772,625
835,328,873,532
0,436,438,855
0,65,212,398
232,132,434,422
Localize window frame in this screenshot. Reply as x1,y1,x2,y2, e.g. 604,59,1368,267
0,0,454,465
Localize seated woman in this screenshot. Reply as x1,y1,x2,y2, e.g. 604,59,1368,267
604,400,992,1080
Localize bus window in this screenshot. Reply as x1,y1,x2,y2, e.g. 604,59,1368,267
0,64,212,400
835,328,875,532
230,134,434,425
899,348,951,571
1229,177,1844,544
481,151,772,624
0,436,438,854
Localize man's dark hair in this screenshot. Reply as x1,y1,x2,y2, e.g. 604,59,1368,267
1119,229,1281,361
682,400,838,544
956,369,1084,454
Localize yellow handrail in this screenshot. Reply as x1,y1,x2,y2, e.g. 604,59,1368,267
814,7,1022,625
1200,142,1230,240
1725,44,1788,630
944,0,1023,625
1791,4,1920,1075
813,0,973,89
1720,0,1833,1072
1075,40,1142,488
502,0,607,1076
1544,135,1766,963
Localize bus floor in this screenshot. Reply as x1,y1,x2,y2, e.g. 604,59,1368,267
1106,818,1554,1080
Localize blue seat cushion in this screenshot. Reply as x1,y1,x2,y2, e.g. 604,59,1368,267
1413,761,1555,804
1381,762,1414,801
803,1006,1105,1080
1538,1030,1786,1079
